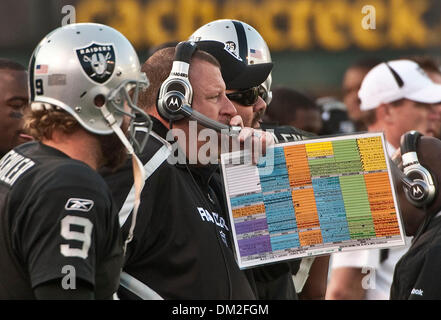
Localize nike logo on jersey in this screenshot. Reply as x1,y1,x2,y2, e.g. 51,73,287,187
65,198,94,212
0,150,35,186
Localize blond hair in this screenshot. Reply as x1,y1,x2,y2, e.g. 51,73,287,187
24,108,79,140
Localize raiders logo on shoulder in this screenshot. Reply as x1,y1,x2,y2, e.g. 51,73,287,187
76,43,115,83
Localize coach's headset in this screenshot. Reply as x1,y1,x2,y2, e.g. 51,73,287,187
399,130,436,207
157,41,241,136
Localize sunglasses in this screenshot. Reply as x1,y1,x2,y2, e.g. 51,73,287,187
226,87,259,106
258,85,268,102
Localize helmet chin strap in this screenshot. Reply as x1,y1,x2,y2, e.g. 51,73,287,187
100,104,146,256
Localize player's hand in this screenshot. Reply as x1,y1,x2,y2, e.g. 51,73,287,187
391,147,403,169
229,115,244,128
236,127,275,165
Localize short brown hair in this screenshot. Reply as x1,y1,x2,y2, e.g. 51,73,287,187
139,47,220,111
24,108,79,140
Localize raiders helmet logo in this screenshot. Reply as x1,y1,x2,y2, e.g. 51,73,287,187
76,43,115,83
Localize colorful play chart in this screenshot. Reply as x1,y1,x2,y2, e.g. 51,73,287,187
221,133,405,269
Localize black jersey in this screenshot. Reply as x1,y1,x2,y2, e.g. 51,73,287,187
390,214,441,300
102,117,256,300
0,142,123,299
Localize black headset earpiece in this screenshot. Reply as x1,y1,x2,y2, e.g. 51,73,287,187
400,130,436,207
157,41,197,121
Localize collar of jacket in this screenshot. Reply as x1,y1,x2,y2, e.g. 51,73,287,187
149,115,220,182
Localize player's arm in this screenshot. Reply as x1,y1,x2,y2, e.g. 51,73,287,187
34,279,94,299
299,255,330,300
325,267,366,300
15,169,118,299
20,184,101,299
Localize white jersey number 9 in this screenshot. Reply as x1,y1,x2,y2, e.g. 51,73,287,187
60,215,93,259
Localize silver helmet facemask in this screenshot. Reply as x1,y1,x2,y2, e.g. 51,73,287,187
106,78,152,155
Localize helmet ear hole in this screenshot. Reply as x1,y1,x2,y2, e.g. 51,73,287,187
94,94,106,107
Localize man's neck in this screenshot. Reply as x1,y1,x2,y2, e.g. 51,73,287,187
149,107,171,131
42,129,101,170
368,122,400,150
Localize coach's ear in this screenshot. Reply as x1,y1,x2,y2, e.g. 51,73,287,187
377,103,392,124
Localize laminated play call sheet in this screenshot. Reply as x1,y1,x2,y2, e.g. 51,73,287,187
220,132,405,269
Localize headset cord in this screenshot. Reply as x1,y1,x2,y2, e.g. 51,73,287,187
184,163,233,300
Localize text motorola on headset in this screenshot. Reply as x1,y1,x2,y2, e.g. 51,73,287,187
157,41,242,136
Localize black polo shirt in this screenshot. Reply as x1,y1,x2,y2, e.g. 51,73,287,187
102,117,256,299
391,214,441,299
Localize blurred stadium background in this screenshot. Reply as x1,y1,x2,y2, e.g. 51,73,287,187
1,0,441,99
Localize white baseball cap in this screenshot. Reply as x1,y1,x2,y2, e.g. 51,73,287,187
358,59,441,111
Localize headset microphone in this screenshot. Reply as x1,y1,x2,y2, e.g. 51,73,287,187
185,106,242,136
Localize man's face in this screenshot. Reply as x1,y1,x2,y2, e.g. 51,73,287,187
175,59,237,162
425,71,441,138
388,99,438,137
0,69,29,156
342,67,369,123
427,102,441,138
190,59,237,126
226,88,266,128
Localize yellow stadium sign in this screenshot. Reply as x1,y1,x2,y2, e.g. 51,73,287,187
76,0,441,51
